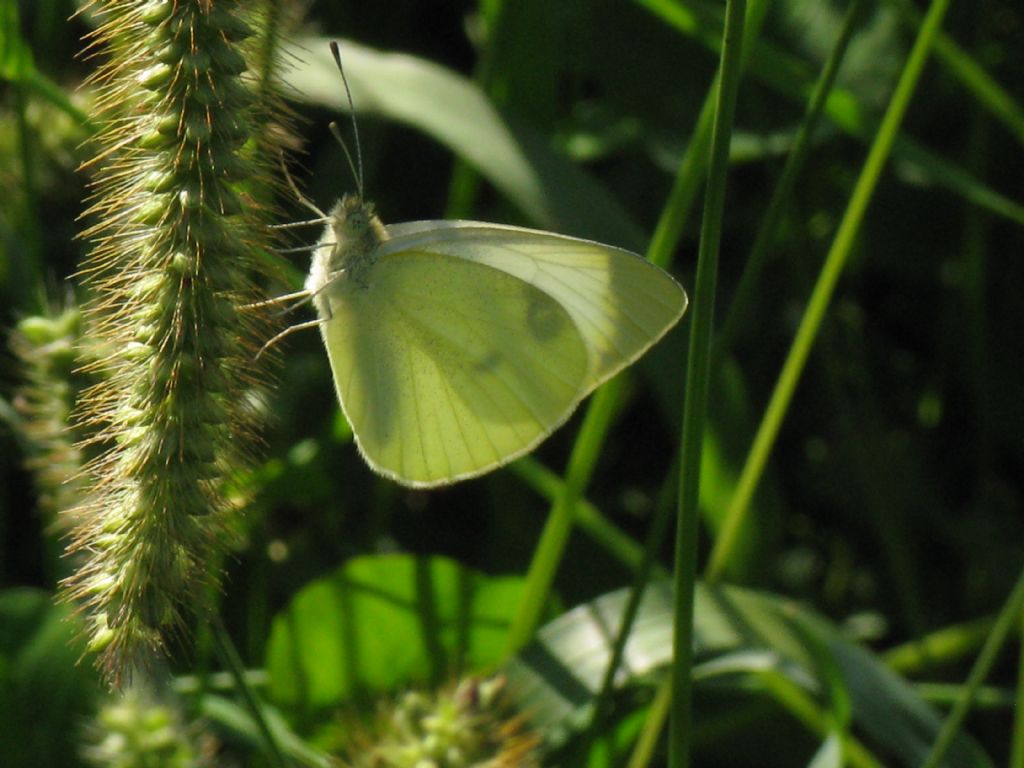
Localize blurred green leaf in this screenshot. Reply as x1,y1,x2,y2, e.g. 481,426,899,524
282,37,646,250
0,0,34,81
265,554,527,711
808,732,843,768
199,694,336,768
0,588,97,768
503,582,993,767
0,0,91,127
637,0,1024,227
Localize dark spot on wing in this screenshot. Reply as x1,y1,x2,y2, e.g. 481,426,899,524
474,349,501,372
526,294,565,341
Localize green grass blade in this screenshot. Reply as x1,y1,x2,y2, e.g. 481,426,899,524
643,0,1024,229
511,457,670,578
1013,609,1024,767
503,377,627,656
885,0,1024,148
670,2,746,767
644,0,772,269
891,136,1024,226
283,37,644,248
884,617,994,674
501,0,769,668
585,465,677,743
757,671,884,768
922,565,1024,768
628,678,672,768
503,581,991,764
718,0,865,359
212,617,288,768
705,0,954,583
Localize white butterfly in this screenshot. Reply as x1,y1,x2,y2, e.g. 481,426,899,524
273,43,687,488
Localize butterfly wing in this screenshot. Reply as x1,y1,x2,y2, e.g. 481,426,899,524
321,250,591,487
384,222,687,388
322,222,687,487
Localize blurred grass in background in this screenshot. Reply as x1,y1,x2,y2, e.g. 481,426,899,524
0,0,1022,766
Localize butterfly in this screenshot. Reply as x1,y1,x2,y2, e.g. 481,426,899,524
275,44,687,488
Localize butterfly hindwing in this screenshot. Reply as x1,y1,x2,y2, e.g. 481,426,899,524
320,250,590,486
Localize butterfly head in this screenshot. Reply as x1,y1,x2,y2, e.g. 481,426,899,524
332,194,385,245
323,194,388,283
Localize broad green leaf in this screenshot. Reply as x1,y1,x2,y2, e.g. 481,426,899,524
265,554,527,711
503,582,993,767
808,732,843,768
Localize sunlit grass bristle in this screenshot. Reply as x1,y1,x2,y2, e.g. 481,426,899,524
279,152,329,219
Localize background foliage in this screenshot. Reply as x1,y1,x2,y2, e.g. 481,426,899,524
0,0,1022,766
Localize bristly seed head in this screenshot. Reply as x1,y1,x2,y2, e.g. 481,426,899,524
344,676,541,768
66,0,284,685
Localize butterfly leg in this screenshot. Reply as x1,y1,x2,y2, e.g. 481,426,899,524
256,317,329,358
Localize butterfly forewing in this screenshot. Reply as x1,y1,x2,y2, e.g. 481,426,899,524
383,222,688,389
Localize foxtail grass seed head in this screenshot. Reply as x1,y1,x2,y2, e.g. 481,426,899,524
10,307,93,528
348,677,540,768
67,0,281,684
82,686,215,767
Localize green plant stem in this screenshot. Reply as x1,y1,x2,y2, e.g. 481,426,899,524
1012,609,1024,767
585,463,677,743
717,0,863,358
14,83,42,295
884,0,1024,147
512,457,670,578
758,671,885,768
211,616,287,768
503,377,626,655
922,564,1024,768
704,0,954,583
914,683,1015,709
646,90,714,269
645,0,771,270
443,0,505,219
628,676,673,768
514,462,646,571
883,616,994,673
669,3,745,768
640,0,1024,230
503,4,773,644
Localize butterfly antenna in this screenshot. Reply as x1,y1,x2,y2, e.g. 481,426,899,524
329,122,362,199
329,40,365,198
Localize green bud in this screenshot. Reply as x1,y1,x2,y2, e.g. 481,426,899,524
140,0,173,24
138,63,173,90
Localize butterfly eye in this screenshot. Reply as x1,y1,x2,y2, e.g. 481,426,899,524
347,212,367,233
